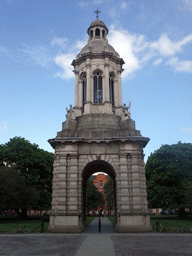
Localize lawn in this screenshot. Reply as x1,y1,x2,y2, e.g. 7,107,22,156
87,216,95,225
0,217,49,233
150,214,192,231
108,214,192,232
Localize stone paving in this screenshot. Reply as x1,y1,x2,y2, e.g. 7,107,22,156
0,217,192,255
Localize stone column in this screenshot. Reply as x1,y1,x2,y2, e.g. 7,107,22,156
51,154,59,212
67,154,79,214
140,154,149,212
78,80,83,107
117,69,122,106
119,154,130,213
86,59,91,102
104,60,110,102
131,153,142,212
74,71,79,107
57,154,67,213
114,78,119,107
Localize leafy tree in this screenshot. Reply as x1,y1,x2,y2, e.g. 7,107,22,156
86,178,104,212
104,177,115,213
0,165,38,218
145,142,192,213
0,137,54,215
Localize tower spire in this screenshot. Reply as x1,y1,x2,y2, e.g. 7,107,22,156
94,9,101,19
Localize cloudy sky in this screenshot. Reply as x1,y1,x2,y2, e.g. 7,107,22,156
1,0,192,161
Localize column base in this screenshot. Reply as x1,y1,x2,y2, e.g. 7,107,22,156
48,215,83,233
116,214,153,233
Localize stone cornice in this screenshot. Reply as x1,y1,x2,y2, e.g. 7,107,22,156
71,52,125,67
48,136,150,149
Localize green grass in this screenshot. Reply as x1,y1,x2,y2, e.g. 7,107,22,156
150,215,192,230
107,216,115,224
87,216,95,225
108,215,192,232
0,217,49,233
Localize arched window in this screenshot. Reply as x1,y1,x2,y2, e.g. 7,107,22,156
109,74,114,105
102,30,105,38
82,74,87,105
95,28,100,36
93,72,102,103
90,30,93,38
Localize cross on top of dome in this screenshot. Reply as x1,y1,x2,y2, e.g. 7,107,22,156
94,9,101,19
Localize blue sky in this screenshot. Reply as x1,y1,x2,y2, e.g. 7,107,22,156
0,0,192,161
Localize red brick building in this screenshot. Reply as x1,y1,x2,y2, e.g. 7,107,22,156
92,173,109,214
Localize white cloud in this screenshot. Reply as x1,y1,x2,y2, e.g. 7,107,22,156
23,44,50,67
108,26,153,78
52,26,192,81
181,0,192,12
54,53,76,80
151,34,192,57
120,1,127,9
51,37,68,49
1,122,7,132
166,57,192,72
153,58,163,66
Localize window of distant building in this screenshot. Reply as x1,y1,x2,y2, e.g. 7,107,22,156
95,183,98,188
100,181,103,188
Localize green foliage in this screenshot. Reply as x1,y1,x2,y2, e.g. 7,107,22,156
0,137,54,213
145,142,192,209
86,178,104,211
104,177,114,211
0,166,38,213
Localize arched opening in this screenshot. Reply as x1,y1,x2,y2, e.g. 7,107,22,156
95,28,100,36
90,30,93,38
102,30,105,38
81,160,116,231
93,71,103,103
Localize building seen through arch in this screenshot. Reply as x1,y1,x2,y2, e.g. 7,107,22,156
48,16,152,232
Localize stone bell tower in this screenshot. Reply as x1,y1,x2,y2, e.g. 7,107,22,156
48,14,152,233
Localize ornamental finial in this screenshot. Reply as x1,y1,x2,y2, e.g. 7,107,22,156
94,9,101,19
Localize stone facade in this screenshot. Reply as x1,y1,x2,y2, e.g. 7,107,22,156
48,18,152,232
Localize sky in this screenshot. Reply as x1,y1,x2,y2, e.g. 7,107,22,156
0,0,192,162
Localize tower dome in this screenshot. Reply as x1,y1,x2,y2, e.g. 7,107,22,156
87,19,108,34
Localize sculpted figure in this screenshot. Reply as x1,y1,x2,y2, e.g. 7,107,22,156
66,105,76,120
122,101,131,119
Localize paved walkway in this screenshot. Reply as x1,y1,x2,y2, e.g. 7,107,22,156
83,216,115,233
1,218,192,255
76,217,116,255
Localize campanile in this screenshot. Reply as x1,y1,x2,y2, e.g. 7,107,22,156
48,14,152,232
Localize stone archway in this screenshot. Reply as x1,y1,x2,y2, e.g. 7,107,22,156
80,160,116,230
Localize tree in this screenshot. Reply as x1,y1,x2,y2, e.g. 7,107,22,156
86,178,104,213
104,177,115,213
145,142,192,213
0,137,54,215
0,165,38,218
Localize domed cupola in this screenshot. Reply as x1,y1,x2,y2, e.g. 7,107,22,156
87,19,108,39
75,18,120,59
